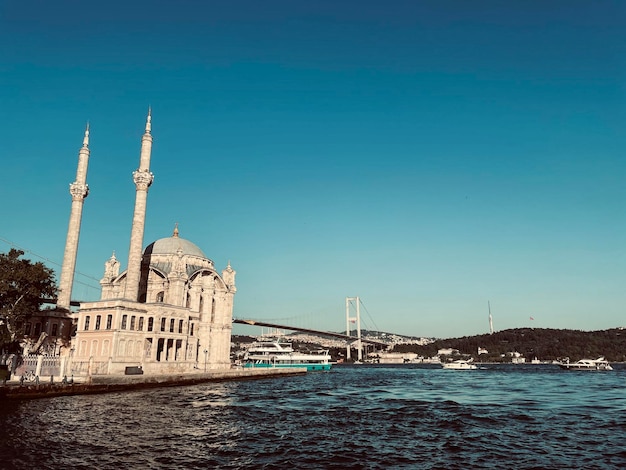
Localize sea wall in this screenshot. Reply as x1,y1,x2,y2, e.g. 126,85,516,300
0,367,307,400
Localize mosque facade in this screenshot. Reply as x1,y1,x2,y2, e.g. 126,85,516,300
59,112,236,376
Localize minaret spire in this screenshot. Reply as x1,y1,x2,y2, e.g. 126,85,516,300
57,123,91,310
124,109,155,301
82,123,90,147
146,107,151,133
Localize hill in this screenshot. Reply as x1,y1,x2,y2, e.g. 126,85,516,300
392,328,626,362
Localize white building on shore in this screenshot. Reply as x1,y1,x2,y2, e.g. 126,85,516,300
60,112,236,376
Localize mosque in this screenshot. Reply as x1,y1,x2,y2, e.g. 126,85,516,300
54,111,236,376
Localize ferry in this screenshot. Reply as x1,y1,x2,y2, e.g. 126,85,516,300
243,340,332,371
442,359,477,370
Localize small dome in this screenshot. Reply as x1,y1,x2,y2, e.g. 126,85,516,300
145,236,206,258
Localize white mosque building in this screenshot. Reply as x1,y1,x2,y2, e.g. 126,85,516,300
57,111,236,376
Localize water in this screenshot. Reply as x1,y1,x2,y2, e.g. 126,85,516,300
1,364,625,469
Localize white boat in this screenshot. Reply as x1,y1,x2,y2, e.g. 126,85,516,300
558,357,613,371
243,340,332,371
442,359,477,370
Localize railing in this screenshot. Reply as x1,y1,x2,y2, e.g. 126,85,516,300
14,354,66,379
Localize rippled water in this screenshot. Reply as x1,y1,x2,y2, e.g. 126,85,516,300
1,364,625,469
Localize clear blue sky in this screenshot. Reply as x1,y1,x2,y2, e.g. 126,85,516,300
1,1,624,339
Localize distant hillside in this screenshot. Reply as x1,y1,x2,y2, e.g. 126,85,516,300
392,328,626,362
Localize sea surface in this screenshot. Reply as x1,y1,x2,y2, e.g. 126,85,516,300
0,363,625,469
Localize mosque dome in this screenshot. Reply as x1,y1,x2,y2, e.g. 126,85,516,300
145,237,206,258
143,225,206,258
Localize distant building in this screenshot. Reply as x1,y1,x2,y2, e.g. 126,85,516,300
438,348,459,356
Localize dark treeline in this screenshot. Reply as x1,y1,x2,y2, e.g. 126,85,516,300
392,328,626,362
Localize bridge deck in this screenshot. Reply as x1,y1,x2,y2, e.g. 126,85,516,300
233,318,387,346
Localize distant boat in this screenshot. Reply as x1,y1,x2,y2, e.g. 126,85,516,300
243,340,332,371
442,359,477,370
558,357,613,371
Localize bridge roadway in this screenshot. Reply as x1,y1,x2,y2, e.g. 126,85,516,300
40,299,387,347
232,318,387,347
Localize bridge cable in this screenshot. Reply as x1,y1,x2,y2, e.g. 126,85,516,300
359,298,381,332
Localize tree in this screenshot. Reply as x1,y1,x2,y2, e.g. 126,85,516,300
0,249,57,344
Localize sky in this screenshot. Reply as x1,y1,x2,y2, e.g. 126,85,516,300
1,1,625,339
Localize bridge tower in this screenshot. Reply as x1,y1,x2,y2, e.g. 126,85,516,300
345,296,362,361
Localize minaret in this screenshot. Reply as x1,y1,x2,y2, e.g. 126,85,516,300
57,124,91,310
124,110,154,301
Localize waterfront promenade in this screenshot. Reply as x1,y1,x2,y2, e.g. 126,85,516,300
0,367,306,400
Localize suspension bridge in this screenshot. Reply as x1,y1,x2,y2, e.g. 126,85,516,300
234,297,386,360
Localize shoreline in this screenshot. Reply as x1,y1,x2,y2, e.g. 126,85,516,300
0,368,307,400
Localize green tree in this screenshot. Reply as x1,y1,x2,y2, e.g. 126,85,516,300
0,249,57,345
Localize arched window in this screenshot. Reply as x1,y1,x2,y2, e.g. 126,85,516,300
147,317,154,332
169,318,175,333
156,291,164,303
178,319,184,334
106,315,113,329
84,316,90,331
199,295,204,312
121,315,128,330
160,318,166,332
138,317,144,331
95,315,101,330
186,293,191,308
130,316,136,330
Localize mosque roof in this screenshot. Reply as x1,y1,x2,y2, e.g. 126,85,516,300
144,226,206,258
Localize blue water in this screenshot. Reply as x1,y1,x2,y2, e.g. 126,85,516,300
1,364,625,469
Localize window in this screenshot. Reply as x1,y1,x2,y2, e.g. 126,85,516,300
160,318,166,332
138,317,144,331
156,291,164,303
130,316,136,330
190,323,194,336
24,323,31,336
84,316,90,331
34,323,41,336
169,318,175,333
148,317,154,332
95,315,101,330
186,293,191,308
121,315,128,330
178,319,183,334
106,315,112,330
51,324,58,336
